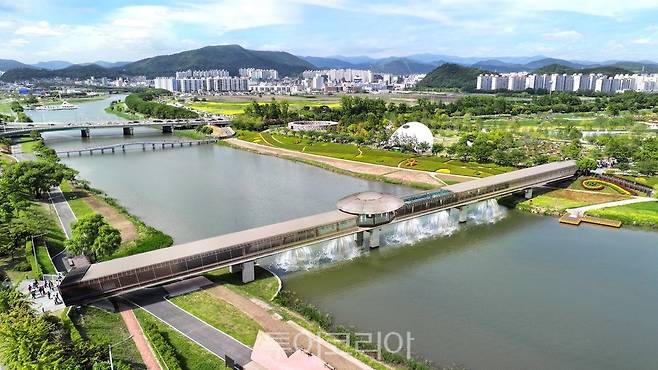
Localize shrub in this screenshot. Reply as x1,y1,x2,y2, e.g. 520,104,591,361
141,321,183,370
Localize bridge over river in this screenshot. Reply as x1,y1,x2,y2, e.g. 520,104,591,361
59,160,577,306
0,118,230,138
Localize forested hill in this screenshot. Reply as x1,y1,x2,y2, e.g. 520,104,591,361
534,63,633,75
118,45,314,77
415,63,487,91
0,64,120,82
0,45,315,81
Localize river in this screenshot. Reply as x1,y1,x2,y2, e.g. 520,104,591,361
26,94,128,123
39,98,658,369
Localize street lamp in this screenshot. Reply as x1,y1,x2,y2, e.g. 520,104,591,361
109,334,133,370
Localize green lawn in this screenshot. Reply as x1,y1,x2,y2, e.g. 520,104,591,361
60,181,95,218
515,188,629,215
189,98,340,115
20,140,39,153
168,290,262,346
569,176,629,195
70,306,146,369
35,244,56,275
204,266,279,302
587,201,658,229
238,130,513,177
134,309,225,370
0,153,16,164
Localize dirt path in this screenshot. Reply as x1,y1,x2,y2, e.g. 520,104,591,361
227,138,473,188
69,185,138,242
208,285,371,369
119,306,162,370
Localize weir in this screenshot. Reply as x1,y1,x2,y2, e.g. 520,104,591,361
58,160,577,306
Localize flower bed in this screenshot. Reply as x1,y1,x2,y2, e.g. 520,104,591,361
581,178,633,195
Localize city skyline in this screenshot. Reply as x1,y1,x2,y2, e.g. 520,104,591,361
3,0,658,63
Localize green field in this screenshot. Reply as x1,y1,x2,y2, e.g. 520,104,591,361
204,266,279,302
238,130,513,177
134,309,225,370
169,289,262,346
513,188,629,216
70,306,146,369
20,140,39,153
587,201,658,228
60,181,95,218
35,244,56,275
189,98,340,115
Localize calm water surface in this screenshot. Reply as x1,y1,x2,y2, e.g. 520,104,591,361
41,99,658,369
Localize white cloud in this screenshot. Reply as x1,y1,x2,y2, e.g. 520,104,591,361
541,30,584,42
8,38,29,47
633,38,653,45
14,21,66,37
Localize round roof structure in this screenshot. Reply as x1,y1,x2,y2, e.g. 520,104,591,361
389,121,434,150
336,191,404,215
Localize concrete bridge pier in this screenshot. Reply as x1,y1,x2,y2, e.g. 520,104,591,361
111,147,115,154
368,228,382,249
122,145,126,152
458,206,469,223
355,231,365,247
151,144,156,150
122,127,134,136
525,188,534,199
80,128,90,138
162,125,173,134
100,149,104,154
229,261,255,283
161,143,165,149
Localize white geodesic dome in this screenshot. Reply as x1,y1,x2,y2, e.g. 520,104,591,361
389,121,434,151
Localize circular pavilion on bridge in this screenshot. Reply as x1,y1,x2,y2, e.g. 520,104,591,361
336,191,404,227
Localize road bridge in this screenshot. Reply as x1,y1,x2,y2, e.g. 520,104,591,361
59,160,577,306
0,118,230,138
56,139,217,157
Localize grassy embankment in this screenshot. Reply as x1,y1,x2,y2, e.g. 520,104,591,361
236,130,512,178
60,180,173,260
68,306,146,369
586,201,658,229
105,101,142,120
134,309,226,370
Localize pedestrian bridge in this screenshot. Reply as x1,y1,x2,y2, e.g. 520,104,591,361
0,118,230,138
59,160,577,306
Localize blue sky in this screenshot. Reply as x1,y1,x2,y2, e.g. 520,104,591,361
2,0,658,63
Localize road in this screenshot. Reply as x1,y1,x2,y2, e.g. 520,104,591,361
124,288,253,366
567,196,658,216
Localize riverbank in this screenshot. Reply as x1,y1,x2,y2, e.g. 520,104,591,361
105,100,142,120
225,137,446,189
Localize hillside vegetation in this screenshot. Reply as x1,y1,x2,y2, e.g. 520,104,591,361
534,63,633,75
415,63,486,91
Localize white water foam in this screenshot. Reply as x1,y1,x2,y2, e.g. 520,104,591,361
270,199,507,272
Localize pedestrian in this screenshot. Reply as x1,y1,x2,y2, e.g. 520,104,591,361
28,285,32,292
47,291,51,299
30,291,35,299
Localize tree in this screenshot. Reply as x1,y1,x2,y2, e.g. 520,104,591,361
576,157,597,173
635,159,658,176
0,161,70,198
66,214,121,260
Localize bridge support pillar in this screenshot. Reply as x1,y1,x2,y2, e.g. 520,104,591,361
355,231,365,247
368,228,382,249
122,127,134,136
524,188,533,199
229,263,242,273
80,128,90,138
241,261,255,283
162,125,173,134
458,206,468,223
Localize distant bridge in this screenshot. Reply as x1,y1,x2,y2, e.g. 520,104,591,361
0,118,230,138
59,160,577,306
56,139,218,157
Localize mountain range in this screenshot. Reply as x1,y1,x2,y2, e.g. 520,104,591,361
2,44,658,83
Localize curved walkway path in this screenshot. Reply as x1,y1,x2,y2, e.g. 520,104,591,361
567,197,658,216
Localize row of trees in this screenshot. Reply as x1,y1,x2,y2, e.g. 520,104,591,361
0,288,129,369
124,89,198,119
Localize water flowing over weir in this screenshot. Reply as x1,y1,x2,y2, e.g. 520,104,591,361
269,199,507,272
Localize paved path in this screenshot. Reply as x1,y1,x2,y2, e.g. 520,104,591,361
124,288,253,366
567,197,658,216
11,144,77,273
119,305,161,370
209,285,372,369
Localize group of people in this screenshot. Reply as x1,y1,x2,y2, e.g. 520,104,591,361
27,275,63,306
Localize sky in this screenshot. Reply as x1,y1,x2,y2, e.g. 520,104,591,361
2,0,658,64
